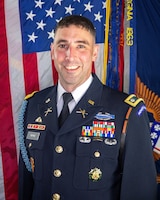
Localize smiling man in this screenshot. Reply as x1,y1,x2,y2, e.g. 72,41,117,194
19,15,157,200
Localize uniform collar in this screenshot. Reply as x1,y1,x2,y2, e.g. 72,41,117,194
57,75,93,104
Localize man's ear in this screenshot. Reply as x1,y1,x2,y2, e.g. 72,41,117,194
92,44,99,61
50,42,54,59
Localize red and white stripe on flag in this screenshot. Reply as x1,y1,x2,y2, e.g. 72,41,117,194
0,0,105,199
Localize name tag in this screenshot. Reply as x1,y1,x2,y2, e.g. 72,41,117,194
26,131,40,141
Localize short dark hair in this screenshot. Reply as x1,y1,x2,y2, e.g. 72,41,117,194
54,15,96,38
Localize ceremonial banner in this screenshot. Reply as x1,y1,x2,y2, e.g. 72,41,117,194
135,0,160,122
123,0,136,94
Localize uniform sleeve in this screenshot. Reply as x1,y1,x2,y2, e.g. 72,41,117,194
120,102,157,200
18,151,34,200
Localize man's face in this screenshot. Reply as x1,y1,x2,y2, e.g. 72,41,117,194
51,25,98,91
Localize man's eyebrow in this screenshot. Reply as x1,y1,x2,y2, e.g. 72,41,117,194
75,40,89,45
55,39,89,45
56,39,67,44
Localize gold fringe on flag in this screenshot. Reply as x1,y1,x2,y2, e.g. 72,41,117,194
136,75,160,122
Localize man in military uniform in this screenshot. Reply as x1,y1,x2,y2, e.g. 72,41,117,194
18,15,157,200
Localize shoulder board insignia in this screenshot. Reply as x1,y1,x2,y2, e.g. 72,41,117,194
124,94,144,107
24,91,38,100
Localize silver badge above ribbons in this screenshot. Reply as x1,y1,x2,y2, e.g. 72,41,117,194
95,112,115,120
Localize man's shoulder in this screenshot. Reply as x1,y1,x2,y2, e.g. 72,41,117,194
24,85,56,102
102,86,144,108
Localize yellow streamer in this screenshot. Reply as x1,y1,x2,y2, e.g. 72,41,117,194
102,0,111,84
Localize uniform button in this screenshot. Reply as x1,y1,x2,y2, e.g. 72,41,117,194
52,193,60,200
94,151,101,158
55,146,63,153
53,169,62,177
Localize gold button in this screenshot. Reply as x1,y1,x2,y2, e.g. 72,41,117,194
53,169,61,177
94,151,100,158
55,146,63,153
52,193,60,200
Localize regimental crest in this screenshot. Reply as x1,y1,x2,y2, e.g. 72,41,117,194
89,168,102,182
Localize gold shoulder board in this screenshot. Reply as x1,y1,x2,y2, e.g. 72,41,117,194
124,94,144,107
24,91,38,100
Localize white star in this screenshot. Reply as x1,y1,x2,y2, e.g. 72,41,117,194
94,12,103,22
45,7,55,18
54,0,63,6
151,132,158,139
65,5,75,15
35,0,45,9
48,30,55,39
84,2,94,12
36,20,46,30
102,1,106,9
26,10,36,21
154,124,160,131
73,0,80,2
28,32,38,43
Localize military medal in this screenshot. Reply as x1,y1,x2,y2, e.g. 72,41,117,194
89,167,102,181
81,121,115,138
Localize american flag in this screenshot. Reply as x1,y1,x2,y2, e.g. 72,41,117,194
0,0,108,199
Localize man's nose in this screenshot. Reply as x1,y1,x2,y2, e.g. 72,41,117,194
66,46,75,60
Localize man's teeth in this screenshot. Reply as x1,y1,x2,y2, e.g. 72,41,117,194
66,66,78,70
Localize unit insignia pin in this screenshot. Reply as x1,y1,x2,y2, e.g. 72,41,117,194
35,117,42,123
88,99,95,105
89,167,102,181
45,98,51,103
44,107,52,116
76,108,88,118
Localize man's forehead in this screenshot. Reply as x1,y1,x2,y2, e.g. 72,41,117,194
54,25,94,42
55,25,92,35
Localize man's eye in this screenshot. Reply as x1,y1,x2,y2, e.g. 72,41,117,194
77,45,85,49
58,44,67,48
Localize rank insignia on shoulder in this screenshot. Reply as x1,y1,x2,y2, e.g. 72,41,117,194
124,94,144,107
24,91,38,100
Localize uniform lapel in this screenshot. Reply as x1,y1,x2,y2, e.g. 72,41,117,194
38,87,59,134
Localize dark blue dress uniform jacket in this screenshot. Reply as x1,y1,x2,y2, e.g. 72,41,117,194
19,74,157,200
